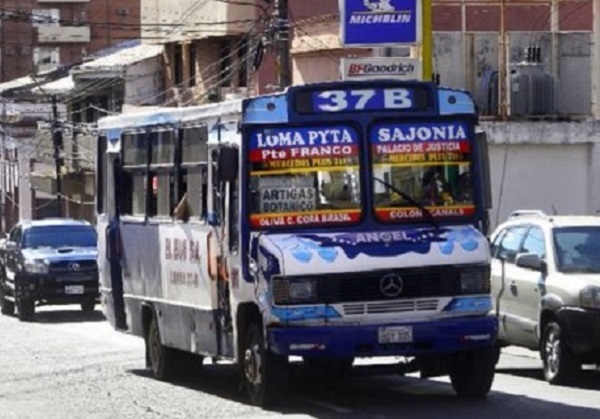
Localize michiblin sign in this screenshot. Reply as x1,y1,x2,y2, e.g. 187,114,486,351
339,0,421,47
341,57,422,81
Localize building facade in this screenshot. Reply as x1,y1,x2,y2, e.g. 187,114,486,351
0,0,141,83
141,0,260,106
276,0,597,118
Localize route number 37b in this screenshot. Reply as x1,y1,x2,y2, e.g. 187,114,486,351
314,88,413,112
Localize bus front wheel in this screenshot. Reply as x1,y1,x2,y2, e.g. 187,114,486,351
449,347,496,398
242,322,288,407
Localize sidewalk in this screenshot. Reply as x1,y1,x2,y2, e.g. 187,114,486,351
501,345,540,360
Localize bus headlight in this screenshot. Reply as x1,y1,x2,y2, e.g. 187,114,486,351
460,268,490,294
289,279,317,303
272,278,317,304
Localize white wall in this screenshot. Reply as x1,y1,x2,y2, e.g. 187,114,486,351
141,0,259,42
125,56,163,105
483,121,600,231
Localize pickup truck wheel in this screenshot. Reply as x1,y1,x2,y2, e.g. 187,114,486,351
450,347,496,398
80,299,95,312
242,322,289,407
146,314,180,381
542,322,580,385
0,284,14,316
16,296,34,322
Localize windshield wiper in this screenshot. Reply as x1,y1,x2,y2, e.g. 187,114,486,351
373,177,439,229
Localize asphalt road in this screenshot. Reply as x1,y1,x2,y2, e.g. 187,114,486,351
1,306,600,418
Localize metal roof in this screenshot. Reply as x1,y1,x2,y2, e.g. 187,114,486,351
73,44,163,74
0,75,36,94
35,75,75,95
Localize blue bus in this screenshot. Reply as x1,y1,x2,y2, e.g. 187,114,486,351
96,80,496,406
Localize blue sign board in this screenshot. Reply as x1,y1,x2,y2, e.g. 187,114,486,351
312,88,415,113
293,84,432,114
339,0,421,47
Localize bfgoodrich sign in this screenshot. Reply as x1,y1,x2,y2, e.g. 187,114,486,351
341,57,422,81
339,0,421,47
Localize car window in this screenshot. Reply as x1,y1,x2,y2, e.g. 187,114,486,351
554,226,600,273
497,226,528,263
9,227,21,244
521,227,545,258
490,229,507,259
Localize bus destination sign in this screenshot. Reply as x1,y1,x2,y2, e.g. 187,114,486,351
294,85,431,114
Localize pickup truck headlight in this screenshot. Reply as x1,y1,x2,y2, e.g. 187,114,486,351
272,278,317,304
24,259,49,274
579,286,600,309
460,268,490,294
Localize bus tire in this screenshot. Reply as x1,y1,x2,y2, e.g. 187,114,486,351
242,322,289,407
147,314,179,381
450,347,496,398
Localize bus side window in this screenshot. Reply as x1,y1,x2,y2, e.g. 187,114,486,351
121,132,148,217
148,129,176,218
96,134,107,214
178,126,209,221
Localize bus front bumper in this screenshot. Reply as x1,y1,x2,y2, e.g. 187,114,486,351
267,316,497,357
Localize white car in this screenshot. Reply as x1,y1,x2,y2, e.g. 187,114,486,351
490,210,600,384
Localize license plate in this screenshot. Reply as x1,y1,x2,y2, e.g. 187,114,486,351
378,326,413,344
65,285,84,295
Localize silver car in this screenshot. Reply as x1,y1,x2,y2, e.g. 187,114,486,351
490,210,600,384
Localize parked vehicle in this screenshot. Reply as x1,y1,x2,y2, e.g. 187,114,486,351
490,210,600,384
0,219,99,321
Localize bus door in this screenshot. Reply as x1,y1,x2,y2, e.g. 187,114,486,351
208,125,239,357
99,132,127,330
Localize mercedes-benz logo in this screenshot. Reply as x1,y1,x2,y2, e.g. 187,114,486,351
380,273,403,298
68,262,81,272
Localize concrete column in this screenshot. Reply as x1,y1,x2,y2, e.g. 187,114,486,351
181,43,190,87
18,145,32,221
593,0,600,118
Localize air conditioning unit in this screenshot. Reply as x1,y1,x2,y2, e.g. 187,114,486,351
117,8,129,16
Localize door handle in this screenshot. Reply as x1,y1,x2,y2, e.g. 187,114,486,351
509,281,518,292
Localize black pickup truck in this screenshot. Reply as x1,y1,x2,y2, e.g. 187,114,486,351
0,219,99,321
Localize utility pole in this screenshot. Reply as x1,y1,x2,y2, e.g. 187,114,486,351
274,0,291,90
421,0,433,82
51,95,63,216
499,0,509,120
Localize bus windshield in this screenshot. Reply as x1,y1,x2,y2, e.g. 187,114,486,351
249,125,361,228
370,121,475,222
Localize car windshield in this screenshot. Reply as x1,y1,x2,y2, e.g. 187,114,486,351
22,226,97,249
553,226,600,273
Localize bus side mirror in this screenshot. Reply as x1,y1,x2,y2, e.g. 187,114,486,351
218,146,239,183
